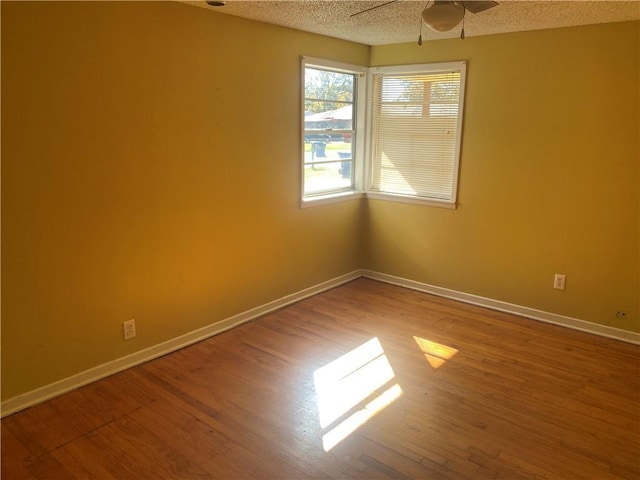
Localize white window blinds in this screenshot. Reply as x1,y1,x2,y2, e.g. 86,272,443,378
369,62,466,204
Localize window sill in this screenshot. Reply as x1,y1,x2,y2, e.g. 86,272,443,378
365,192,457,209
300,190,364,208
300,191,457,209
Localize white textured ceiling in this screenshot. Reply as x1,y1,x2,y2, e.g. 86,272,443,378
184,0,640,46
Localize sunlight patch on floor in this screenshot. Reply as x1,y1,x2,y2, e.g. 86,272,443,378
413,336,458,369
314,337,402,451
321,383,402,452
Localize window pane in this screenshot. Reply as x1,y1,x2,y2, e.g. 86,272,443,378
369,64,465,204
305,68,354,102
303,160,353,195
303,61,358,199
304,138,354,193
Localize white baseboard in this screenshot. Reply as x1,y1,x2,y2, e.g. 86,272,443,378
0,270,362,418
362,270,640,345
3,268,637,417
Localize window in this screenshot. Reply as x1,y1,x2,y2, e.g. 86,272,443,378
300,59,466,208
302,58,365,203
368,62,466,208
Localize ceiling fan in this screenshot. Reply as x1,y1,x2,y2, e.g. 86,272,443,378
351,0,498,44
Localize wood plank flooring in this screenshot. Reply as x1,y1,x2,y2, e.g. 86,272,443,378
2,278,639,479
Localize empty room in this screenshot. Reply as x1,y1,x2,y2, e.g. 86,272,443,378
2,1,639,478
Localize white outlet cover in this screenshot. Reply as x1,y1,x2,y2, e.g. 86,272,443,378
123,319,136,340
554,274,566,290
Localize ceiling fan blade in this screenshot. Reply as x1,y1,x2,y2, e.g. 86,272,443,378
461,1,498,14
350,0,399,18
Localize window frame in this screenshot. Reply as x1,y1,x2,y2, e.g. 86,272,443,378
365,61,467,209
300,59,466,209
300,57,367,207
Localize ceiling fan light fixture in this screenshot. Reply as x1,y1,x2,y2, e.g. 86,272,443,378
422,1,465,32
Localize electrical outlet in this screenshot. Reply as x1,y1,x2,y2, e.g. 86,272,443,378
616,311,627,320
123,319,136,340
554,274,566,290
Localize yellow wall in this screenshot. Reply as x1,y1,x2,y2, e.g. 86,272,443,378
2,1,638,402
1,1,368,400
367,22,639,332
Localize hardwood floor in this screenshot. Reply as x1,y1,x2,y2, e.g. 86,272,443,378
2,278,639,479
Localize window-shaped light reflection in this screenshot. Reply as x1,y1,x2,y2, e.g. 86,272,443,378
321,383,402,452
314,337,402,451
413,336,458,369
